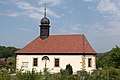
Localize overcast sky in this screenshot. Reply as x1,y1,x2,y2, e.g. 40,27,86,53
0,0,120,53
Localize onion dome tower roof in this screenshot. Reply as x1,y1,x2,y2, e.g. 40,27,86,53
40,7,50,25
41,16,50,24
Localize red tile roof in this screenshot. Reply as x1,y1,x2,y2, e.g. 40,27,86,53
15,34,96,54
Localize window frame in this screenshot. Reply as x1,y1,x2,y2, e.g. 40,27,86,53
88,58,92,67
54,58,60,67
22,62,28,68
33,58,38,67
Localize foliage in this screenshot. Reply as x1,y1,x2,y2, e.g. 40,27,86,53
0,45,18,72
14,67,120,80
94,67,120,80
0,67,120,80
96,52,113,68
0,45,19,58
6,57,16,71
0,57,16,73
110,46,120,68
0,70,10,80
65,64,73,75
0,59,4,68
15,70,43,80
59,69,69,79
97,45,120,69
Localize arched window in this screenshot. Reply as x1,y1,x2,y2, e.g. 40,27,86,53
42,56,50,70
42,56,50,61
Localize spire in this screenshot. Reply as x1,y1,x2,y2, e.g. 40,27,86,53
40,3,50,25
44,3,46,17
39,3,51,40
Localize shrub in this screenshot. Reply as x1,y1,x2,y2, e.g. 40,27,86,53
65,64,73,75
15,70,43,80
0,70,10,80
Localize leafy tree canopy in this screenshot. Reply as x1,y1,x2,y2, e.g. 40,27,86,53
0,45,19,58
97,45,120,69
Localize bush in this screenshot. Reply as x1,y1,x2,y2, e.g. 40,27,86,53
1,67,120,80
66,64,73,75
15,70,43,80
0,70,10,80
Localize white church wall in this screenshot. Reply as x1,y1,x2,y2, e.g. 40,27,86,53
84,55,96,73
16,54,96,73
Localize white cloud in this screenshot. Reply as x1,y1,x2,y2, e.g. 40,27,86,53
14,1,43,20
1,1,61,20
86,22,120,36
27,12,42,20
7,13,20,17
39,0,63,6
0,0,19,4
16,1,34,10
46,8,61,18
95,0,120,36
17,1,61,19
0,12,21,17
59,28,68,33
58,24,83,34
71,24,81,31
19,28,34,32
105,26,120,35
97,0,120,17
59,21,120,37
105,21,120,35
83,0,93,2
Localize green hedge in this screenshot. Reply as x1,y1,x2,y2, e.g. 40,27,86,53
1,67,120,80
0,70,10,80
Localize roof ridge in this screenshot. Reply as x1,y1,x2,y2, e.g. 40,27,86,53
49,34,84,36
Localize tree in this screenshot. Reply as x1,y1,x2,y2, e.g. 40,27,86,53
97,45,120,69
97,52,113,68
0,45,19,58
65,64,73,75
110,46,120,68
7,57,16,73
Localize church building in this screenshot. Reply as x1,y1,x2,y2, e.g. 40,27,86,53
15,8,96,73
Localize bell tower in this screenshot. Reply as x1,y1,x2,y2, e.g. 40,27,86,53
39,5,50,40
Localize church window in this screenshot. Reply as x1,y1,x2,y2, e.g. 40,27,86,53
22,62,28,68
55,58,59,67
33,58,38,67
88,58,92,67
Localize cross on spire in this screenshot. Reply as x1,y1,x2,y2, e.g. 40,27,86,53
44,3,46,17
